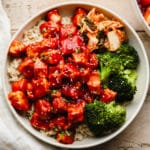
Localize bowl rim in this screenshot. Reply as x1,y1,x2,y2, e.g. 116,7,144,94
131,0,150,36
2,1,150,149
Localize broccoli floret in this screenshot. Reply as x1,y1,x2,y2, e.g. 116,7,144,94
97,43,139,90
84,100,126,136
108,69,137,102
97,52,123,84
117,43,139,69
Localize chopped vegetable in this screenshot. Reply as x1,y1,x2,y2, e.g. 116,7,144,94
84,100,126,136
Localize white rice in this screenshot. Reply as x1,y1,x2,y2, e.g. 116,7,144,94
75,124,94,141
7,58,23,82
40,129,57,137
22,20,44,45
61,16,71,24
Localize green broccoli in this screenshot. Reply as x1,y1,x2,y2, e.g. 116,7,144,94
84,100,126,136
97,43,139,101
97,43,139,85
97,52,123,84
108,69,137,102
116,43,139,69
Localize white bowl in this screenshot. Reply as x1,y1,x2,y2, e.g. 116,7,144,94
132,0,150,36
2,1,150,149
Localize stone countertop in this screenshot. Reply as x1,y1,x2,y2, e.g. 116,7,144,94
2,0,150,149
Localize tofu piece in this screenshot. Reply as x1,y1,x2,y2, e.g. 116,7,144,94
87,32,99,51
107,30,120,51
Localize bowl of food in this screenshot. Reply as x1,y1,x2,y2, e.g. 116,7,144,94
132,0,150,36
2,1,149,149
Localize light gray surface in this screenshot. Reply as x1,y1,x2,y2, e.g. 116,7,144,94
1,0,150,149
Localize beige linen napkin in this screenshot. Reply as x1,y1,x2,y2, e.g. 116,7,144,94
0,1,58,150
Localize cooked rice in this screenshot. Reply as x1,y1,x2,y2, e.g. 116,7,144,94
40,124,94,141
7,58,23,82
22,20,44,45
61,16,71,24
40,129,57,137
75,124,94,141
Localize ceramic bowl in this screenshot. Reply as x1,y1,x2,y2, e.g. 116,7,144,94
2,1,150,149
132,0,150,36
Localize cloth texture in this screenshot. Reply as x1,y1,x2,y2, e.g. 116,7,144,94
0,1,57,150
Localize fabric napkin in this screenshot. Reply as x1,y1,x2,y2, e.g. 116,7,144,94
0,1,58,150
